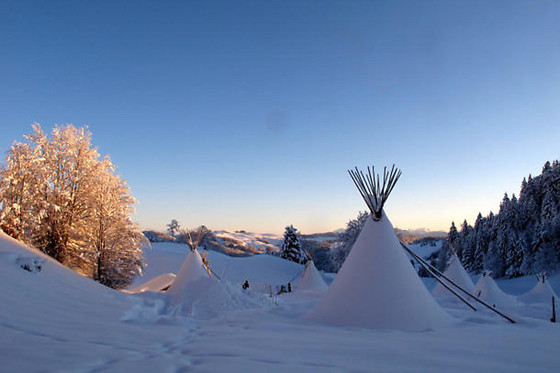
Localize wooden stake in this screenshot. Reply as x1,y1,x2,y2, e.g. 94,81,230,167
552,296,556,323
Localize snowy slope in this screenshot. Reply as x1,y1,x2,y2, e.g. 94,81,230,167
2,236,560,372
0,232,188,372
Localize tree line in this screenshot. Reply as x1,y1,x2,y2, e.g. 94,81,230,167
444,160,560,278
0,124,147,289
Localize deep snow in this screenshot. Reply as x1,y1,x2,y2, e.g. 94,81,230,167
1,232,560,372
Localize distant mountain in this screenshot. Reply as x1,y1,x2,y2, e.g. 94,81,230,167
143,229,282,256
301,232,339,242
212,230,281,256
143,230,176,242
394,228,446,244
144,226,446,256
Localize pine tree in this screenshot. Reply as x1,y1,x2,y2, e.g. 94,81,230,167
519,175,540,273
447,222,459,254
167,219,181,238
442,160,560,278
458,220,475,271
280,225,306,264
473,213,486,272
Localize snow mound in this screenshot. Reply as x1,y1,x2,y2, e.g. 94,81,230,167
296,260,328,292
519,277,559,304
309,214,452,330
472,273,518,309
432,253,475,296
128,273,176,293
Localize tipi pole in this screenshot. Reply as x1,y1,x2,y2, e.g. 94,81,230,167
401,242,516,324
410,250,478,311
401,245,476,311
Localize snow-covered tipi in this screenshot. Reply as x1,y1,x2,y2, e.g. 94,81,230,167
518,273,559,304
472,271,517,309
166,248,215,313
432,253,475,296
296,260,328,292
310,165,452,330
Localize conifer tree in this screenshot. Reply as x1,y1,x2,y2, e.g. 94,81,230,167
280,225,306,264
442,159,560,278
167,219,181,238
473,213,486,272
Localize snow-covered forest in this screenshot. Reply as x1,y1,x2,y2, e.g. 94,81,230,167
443,160,560,278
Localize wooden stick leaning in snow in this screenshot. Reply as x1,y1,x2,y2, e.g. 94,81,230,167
348,165,402,221
403,245,477,312
401,242,516,324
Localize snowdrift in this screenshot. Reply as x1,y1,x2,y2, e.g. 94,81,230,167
128,273,176,293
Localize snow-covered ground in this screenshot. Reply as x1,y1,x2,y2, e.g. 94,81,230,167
2,234,560,372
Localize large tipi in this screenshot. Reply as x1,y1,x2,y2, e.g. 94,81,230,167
432,253,475,296
310,166,452,330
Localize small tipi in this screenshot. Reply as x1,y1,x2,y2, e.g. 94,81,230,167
472,271,517,309
310,165,452,330
518,273,559,304
296,260,328,292
432,253,475,296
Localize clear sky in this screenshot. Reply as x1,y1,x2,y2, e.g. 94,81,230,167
1,0,559,234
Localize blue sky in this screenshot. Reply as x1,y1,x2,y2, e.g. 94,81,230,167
1,0,559,234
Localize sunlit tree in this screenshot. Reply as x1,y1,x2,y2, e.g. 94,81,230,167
0,124,146,288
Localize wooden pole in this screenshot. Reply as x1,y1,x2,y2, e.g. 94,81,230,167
414,252,477,311
552,296,556,323
401,242,516,324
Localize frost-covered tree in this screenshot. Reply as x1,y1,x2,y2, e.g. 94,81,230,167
330,211,369,271
0,124,146,289
179,225,213,251
472,213,486,272
87,160,147,288
280,225,306,264
167,219,181,238
447,222,459,253
458,220,475,271
441,159,560,278
0,141,42,240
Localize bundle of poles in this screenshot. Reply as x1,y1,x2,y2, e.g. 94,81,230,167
400,241,516,324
